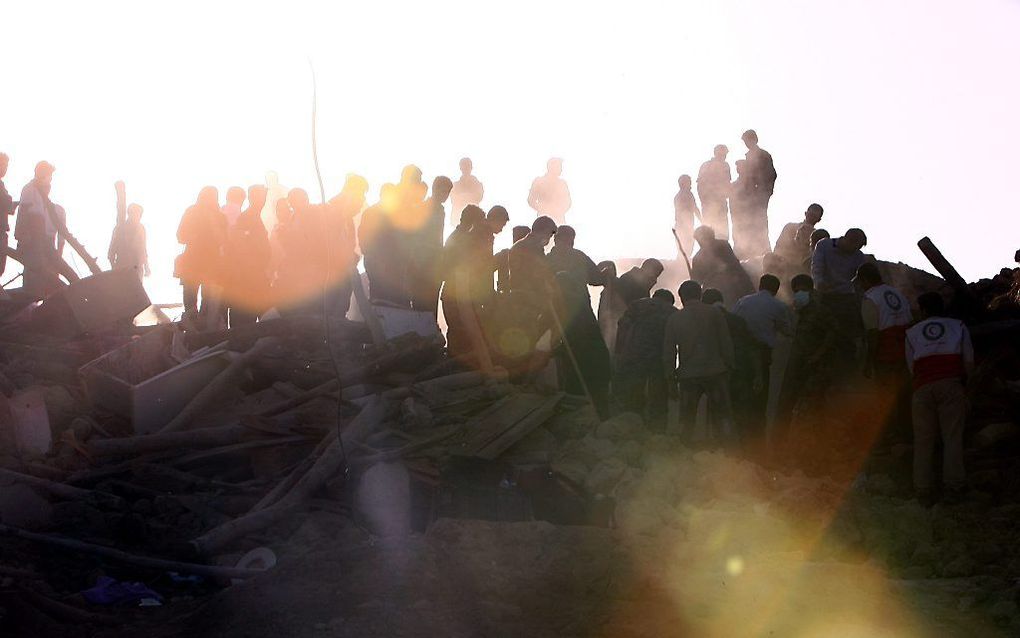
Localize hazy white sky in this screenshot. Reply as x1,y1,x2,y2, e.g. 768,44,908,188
3,0,1019,302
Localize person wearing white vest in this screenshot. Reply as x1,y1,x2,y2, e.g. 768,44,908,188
905,292,974,504
856,263,914,442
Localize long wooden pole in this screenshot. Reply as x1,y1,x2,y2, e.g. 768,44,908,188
192,397,389,554
0,524,266,579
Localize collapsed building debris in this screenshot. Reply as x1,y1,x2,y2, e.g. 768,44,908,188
0,247,1017,636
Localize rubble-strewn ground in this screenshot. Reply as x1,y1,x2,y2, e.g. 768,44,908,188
187,426,1018,638
1,258,1018,637
6,410,1019,637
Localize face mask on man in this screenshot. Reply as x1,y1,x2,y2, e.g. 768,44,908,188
793,290,811,309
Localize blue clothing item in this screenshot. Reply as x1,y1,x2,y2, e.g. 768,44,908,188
810,238,867,295
82,576,163,606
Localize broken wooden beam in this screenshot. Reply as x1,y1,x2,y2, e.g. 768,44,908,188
184,315,371,351
0,524,266,580
192,396,390,555
0,468,123,508
254,340,437,418
159,338,278,433
87,424,287,458
917,236,980,309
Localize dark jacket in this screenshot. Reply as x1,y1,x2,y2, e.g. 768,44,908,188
615,296,677,373
0,179,13,233
691,239,755,304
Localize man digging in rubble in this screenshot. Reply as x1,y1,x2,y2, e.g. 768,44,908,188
811,227,869,376
906,292,974,506
691,225,754,307
855,262,914,445
773,274,839,460
546,225,604,300
663,280,735,445
733,274,792,445
613,288,677,429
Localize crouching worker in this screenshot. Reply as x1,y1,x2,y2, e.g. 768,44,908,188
906,292,974,505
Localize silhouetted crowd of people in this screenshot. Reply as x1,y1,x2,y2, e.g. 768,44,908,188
0,141,980,505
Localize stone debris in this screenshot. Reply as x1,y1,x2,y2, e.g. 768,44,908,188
0,256,1016,636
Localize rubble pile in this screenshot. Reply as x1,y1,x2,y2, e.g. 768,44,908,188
0,257,1017,635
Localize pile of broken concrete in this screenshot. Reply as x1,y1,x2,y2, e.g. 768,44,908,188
0,263,1018,635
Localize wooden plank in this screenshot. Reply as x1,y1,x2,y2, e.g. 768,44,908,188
475,392,565,461
455,393,547,457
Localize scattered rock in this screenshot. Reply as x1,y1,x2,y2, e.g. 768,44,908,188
585,458,628,496
594,412,643,440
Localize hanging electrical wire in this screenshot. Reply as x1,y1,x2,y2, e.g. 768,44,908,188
308,58,350,482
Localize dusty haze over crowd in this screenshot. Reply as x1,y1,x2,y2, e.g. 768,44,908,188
3,0,1018,302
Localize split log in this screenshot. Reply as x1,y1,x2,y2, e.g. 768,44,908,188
917,237,981,313
353,422,464,468
88,424,279,458
159,337,278,433
185,315,372,351
55,222,102,276
474,392,564,460
0,468,123,508
412,368,508,395
255,340,436,418
65,452,172,485
248,431,336,513
4,245,79,284
0,524,266,580
192,396,389,555
171,436,310,468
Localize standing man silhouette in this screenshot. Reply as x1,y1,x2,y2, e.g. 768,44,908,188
450,157,484,226
741,129,777,257
697,144,732,240
673,174,702,262
528,158,571,225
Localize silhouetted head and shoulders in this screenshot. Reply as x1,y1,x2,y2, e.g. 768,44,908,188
742,129,777,191
674,175,696,207
547,225,603,287
528,158,571,220
617,258,664,306
452,158,483,194
514,215,558,254
776,203,824,256
329,174,369,219
623,287,677,321
484,205,509,236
